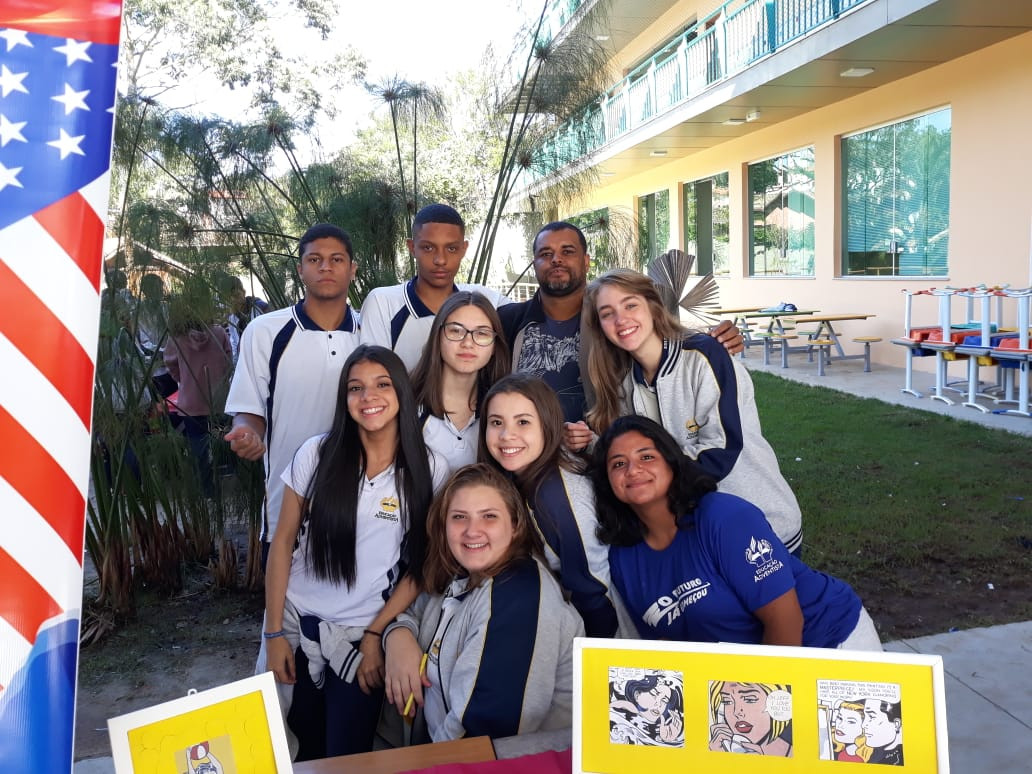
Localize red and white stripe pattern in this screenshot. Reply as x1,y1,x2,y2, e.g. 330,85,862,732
0,172,107,693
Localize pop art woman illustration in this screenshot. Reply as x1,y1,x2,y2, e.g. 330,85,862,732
610,673,684,747
708,681,792,756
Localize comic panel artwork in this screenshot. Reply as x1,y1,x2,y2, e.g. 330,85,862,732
174,736,236,774
817,680,904,766
608,667,685,747
707,680,794,757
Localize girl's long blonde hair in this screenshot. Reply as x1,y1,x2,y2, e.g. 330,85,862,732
582,268,689,435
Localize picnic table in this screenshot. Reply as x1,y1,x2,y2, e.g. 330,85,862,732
789,313,877,360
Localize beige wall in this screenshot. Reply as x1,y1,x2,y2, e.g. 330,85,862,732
565,31,1032,368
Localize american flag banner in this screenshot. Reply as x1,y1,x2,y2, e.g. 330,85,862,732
0,1,122,769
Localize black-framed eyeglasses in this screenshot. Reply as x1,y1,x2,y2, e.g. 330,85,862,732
442,321,496,347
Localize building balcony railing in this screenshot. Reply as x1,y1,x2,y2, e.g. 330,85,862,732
532,0,871,181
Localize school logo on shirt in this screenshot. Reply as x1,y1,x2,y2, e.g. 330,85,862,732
745,536,783,581
642,577,711,628
684,418,701,440
375,496,400,523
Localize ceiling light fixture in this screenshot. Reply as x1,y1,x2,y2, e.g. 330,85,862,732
600,171,616,177
649,149,668,157
594,35,610,42
840,66,875,78
723,117,746,126
746,109,761,122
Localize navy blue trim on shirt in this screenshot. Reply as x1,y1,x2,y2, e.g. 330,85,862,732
460,560,540,738
294,300,358,332
533,472,618,637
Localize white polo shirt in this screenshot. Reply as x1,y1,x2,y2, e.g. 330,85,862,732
282,434,448,625
225,302,361,542
359,279,509,372
421,412,479,478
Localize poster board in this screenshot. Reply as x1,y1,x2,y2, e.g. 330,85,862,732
573,638,948,773
108,672,292,773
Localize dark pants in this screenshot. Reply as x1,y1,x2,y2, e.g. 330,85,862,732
287,616,384,761
180,415,215,497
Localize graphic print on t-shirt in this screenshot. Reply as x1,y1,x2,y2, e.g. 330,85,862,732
642,577,712,629
375,496,400,523
516,318,583,421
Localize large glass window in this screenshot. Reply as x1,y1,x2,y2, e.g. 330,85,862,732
638,189,670,267
683,172,729,276
748,147,815,276
842,108,951,277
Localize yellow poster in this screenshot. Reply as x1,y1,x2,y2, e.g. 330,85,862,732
575,639,947,773
109,673,292,774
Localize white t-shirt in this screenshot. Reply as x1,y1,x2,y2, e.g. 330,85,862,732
359,279,509,372
281,434,447,625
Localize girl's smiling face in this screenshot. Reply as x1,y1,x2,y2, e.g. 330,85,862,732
484,392,545,475
346,359,399,433
594,284,660,357
445,484,515,579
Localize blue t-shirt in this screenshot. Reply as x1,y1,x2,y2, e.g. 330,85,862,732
515,315,584,422
609,492,861,647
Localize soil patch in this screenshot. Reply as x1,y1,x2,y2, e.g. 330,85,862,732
75,581,263,761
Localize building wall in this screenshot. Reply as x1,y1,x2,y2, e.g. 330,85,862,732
564,30,1032,368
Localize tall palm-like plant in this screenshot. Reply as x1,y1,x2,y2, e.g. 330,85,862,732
404,81,447,211
467,0,613,285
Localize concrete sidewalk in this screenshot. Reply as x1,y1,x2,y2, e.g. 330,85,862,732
74,621,1032,773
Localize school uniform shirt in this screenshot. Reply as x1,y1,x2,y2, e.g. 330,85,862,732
623,335,803,553
610,492,862,647
385,556,584,742
225,302,361,542
280,434,448,625
359,280,509,372
420,411,479,478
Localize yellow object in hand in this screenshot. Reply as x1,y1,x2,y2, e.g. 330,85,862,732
403,653,429,718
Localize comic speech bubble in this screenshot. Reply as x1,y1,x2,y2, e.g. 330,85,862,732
766,689,793,721
817,680,900,703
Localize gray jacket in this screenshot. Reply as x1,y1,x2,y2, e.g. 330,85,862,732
385,556,583,742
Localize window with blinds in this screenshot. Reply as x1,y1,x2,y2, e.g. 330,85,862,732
842,108,951,277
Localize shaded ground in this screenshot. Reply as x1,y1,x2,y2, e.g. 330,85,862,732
75,582,263,760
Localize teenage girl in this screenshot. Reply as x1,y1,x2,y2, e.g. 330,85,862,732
583,268,803,555
592,415,880,651
382,463,583,741
264,345,445,760
410,291,510,474
479,373,630,638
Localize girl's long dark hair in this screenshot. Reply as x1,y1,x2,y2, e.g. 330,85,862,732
411,291,511,418
477,373,584,500
303,345,434,586
591,415,716,547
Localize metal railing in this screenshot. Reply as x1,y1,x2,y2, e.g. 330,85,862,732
534,0,870,178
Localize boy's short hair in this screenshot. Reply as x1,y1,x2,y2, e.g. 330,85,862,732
298,223,354,260
412,203,465,236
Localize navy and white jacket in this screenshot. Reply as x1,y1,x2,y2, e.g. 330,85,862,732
386,556,583,742
529,468,634,638
621,335,803,553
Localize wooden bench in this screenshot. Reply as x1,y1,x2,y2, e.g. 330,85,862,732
852,336,883,372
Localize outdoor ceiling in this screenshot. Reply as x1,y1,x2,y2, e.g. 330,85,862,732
572,0,1032,182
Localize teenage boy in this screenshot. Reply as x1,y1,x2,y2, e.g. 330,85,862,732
224,224,361,563
359,203,508,371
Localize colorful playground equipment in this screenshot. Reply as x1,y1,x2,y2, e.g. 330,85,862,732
892,286,1032,417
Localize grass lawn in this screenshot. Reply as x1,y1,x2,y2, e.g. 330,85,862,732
752,371,1032,639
